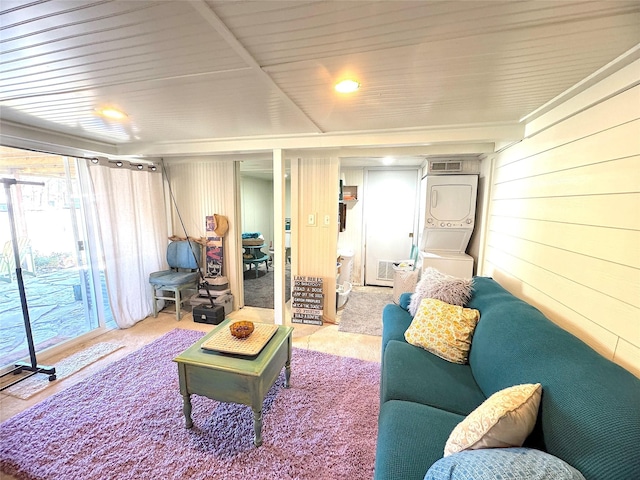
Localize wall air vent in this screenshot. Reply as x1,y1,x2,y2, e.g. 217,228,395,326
377,260,395,281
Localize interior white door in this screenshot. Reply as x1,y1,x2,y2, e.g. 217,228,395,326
364,169,419,286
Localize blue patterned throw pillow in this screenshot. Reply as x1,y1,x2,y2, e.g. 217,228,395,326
424,448,586,480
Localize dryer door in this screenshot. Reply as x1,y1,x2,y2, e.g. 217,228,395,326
429,184,474,221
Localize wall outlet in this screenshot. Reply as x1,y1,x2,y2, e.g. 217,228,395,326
307,213,316,226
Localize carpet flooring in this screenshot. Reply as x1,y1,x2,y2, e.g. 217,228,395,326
338,286,395,336
0,328,380,480
243,263,291,309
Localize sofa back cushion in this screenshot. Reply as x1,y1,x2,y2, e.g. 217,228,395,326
467,277,640,480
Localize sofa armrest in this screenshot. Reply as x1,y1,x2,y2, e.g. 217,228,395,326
381,303,413,355
398,292,412,311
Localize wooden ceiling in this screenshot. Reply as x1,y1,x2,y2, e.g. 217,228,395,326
0,1,639,158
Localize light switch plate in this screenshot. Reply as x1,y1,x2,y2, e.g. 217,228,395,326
307,213,316,226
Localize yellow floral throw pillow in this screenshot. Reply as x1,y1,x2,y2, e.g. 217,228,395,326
444,383,543,456
404,298,480,364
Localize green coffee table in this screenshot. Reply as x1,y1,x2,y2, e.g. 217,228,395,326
173,320,293,446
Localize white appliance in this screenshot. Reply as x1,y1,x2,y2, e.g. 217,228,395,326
419,174,478,278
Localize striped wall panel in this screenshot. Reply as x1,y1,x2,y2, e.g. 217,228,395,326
480,81,640,377
165,159,239,307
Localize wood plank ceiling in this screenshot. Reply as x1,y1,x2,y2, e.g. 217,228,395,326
0,0,639,158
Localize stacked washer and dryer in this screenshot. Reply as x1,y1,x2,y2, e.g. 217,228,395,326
419,172,478,279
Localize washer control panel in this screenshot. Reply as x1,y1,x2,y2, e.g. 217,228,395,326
426,217,473,228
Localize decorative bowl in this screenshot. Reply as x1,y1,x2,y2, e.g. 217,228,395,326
230,321,254,339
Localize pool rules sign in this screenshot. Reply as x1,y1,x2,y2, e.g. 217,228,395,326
292,276,324,325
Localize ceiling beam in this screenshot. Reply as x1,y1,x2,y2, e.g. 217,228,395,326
189,0,323,134
0,120,119,159
117,122,524,157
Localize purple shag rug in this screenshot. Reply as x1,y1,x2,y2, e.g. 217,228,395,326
0,329,380,480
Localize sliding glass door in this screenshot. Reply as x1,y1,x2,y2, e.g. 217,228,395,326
0,147,112,368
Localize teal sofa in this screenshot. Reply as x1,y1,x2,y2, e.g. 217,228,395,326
374,276,640,480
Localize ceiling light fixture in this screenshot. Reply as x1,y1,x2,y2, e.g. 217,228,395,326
335,79,360,93
95,107,128,120
115,161,123,167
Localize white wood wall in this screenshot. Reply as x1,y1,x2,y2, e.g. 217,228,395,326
165,159,240,309
480,65,640,377
240,176,274,248
291,155,340,322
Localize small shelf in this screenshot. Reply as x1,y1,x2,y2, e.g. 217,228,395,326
342,185,358,202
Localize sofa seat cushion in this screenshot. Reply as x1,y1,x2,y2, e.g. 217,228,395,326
374,400,464,480
425,448,586,480
381,340,486,416
148,270,199,287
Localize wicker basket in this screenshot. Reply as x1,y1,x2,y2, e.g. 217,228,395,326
229,321,255,339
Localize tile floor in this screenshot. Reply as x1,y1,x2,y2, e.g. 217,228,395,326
0,304,382,424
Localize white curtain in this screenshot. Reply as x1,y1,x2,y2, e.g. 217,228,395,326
89,164,167,328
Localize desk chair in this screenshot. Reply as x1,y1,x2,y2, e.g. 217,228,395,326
149,240,201,320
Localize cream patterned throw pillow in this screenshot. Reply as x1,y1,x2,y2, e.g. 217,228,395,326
444,383,543,457
404,298,480,364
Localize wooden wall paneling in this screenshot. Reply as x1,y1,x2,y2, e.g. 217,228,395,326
166,160,239,308
295,155,339,322
489,216,640,269
273,149,286,325
493,155,640,200
524,58,640,137
487,230,639,312
486,247,618,359
491,194,640,230
614,338,640,377
481,76,640,376
496,84,640,167
494,119,640,184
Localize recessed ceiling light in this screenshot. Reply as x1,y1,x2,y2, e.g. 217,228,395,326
95,107,128,120
335,79,360,93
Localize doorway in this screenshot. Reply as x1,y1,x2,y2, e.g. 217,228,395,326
364,169,419,286
239,159,291,309
0,147,113,368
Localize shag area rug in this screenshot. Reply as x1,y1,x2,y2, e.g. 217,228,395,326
0,328,380,480
3,342,123,399
338,286,394,336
